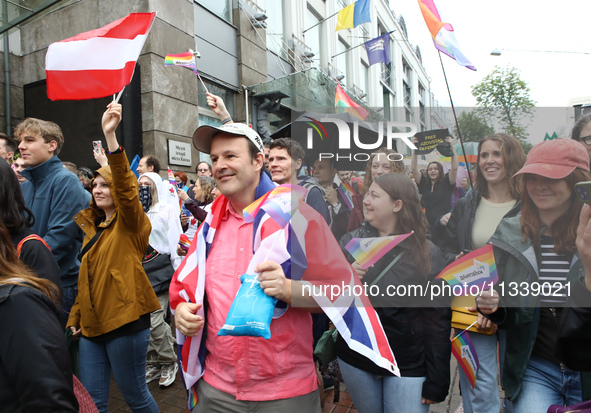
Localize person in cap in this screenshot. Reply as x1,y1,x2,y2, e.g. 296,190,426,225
477,138,591,411
169,122,363,412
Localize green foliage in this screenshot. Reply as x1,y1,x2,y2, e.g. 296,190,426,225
454,111,494,142
471,66,536,143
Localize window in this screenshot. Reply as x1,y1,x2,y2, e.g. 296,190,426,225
335,37,350,82
196,0,232,23
259,0,284,57
359,62,369,95
305,6,323,66
383,87,393,121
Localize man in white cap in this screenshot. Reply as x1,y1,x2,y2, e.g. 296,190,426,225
171,122,325,412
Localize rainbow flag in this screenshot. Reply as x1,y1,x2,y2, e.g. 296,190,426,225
164,52,198,74
243,184,308,227
436,244,497,294
337,182,355,210
417,0,475,71
345,232,413,269
167,167,176,187
335,83,369,121
452,330,479,388
178,234,191,252
336,0,371,31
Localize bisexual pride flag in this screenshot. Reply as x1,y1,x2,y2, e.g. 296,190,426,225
345,232,413,269
165,52,198,74
452,329,479,388
436,244,497,294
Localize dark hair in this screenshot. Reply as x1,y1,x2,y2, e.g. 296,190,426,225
521,168,591,254
571,114,591,141
196,161,212,174
374,173,431,278
14,118,64,155
145,155,161,173
474,133,526,200
0,133,17,154
0,158,35,232
269,138,306,163
174,171,188,185
0,221,58,303
77,167,93,180
426,161,445,184
246,138,264,177
362,147,405,193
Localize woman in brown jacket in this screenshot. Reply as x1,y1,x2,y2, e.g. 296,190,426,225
67,102,160,413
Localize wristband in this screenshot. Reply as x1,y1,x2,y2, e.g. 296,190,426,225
222,117,232,125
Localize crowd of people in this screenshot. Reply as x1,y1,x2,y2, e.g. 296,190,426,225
1,95,591,413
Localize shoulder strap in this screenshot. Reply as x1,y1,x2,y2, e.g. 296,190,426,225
17,234,50,258
78,226,106,261
369,251,405,287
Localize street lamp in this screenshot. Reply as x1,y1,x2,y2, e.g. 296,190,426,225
491,48,591,56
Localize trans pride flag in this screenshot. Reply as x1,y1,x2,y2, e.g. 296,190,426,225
345,232,413,269
417,0,475,71
169,177,398,408
452,329,479,388
335,83,369,121
164,52,198,74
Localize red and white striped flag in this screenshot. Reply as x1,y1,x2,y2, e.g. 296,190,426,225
45,12,156,101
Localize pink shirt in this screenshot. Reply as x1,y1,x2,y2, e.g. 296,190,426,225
202,202,317,401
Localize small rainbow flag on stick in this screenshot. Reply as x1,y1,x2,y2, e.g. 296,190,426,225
436,244,497,295
452,329,479,388
178,234,191,252
167,167,176,187
243,184,308,227
164,52,198,73
345,232,413,269
337,182,355,210
164,50,209,93
335,83,369,121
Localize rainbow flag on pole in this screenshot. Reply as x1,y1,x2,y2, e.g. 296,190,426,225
417,0,475,71
337,182,356,210
345,232,413,269
336,0,371,31
335,83,369,121
164,52,198,74
436,244,497,294
452,330,479,388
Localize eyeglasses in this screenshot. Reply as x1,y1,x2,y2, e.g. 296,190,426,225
197,169,209,172
579,135,591,145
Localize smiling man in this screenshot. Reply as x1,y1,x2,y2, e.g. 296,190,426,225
17,118,91,327
171,123,337,413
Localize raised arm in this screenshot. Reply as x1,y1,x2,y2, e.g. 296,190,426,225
411,136,423,186
206,92,232,124
447,136,458,185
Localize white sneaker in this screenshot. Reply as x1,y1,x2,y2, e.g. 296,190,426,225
146,364,161,384
159,363,178,388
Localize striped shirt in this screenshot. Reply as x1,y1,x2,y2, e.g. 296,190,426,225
539,235,570,305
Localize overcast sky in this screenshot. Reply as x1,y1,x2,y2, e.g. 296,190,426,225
392,0,591,143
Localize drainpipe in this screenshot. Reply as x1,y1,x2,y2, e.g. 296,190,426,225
3,0,10,134
243,85,249,126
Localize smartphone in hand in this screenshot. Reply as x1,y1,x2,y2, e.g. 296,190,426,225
93,140,103,153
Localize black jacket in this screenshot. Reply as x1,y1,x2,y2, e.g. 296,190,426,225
11,227,62,293
335,223,452,403
0,284,78,412
442,190,520,263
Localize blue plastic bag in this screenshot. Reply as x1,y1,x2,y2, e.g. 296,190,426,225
217,273,277,339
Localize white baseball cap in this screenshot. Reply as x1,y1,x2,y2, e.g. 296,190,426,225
192,123,265,154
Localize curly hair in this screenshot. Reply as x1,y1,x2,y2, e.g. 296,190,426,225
362,148,406,193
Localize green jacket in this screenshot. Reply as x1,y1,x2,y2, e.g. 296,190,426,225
485,215,591,401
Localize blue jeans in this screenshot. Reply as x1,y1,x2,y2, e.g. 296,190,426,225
458,332,500,413
79,328,159,413
338,357,428,413
512,356,582,413
61,285,78,328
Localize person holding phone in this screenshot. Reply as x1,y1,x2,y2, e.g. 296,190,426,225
477,138,591,411
443,133,526,413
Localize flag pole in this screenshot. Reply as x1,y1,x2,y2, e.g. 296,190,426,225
451,319,479,341
437,51,474,189
114,87,125,103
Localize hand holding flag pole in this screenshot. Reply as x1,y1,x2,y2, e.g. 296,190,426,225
164,49,209,93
